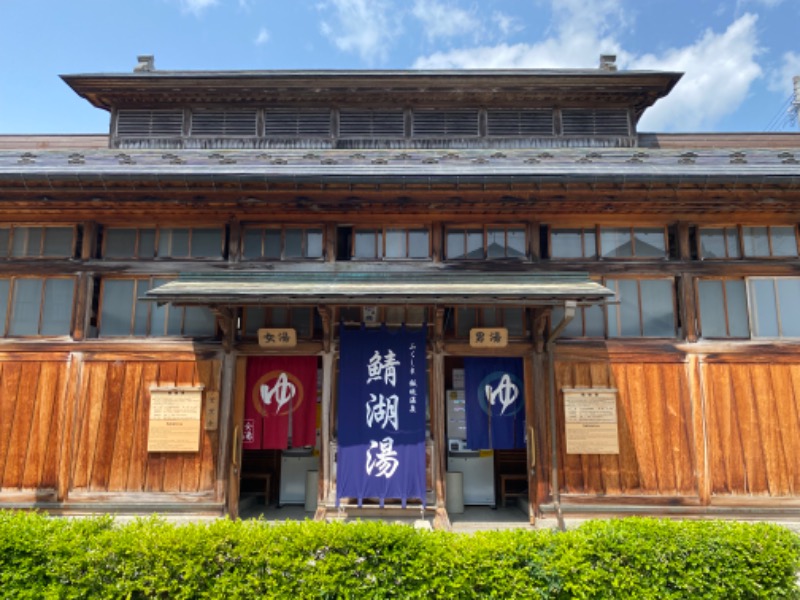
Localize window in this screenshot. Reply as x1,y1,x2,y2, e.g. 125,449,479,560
548,226,668,259
550,228,597,259
446,226,526,260
0,277,74,336
742,226,798,257
696,279,750,338
450,307,527,338
242,226,324,260
352,227,430,259
747,277,800,338
241,306,318,339
600,227,667,258
606,278,676,337
0,226,75,258
698,227,741,259
551,304,606,338
102,227,224,259
98,277,215,337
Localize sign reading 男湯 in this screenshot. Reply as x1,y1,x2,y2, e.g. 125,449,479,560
147,386,203,452
469,327,508,348
258,328,297,348
563,388,619,454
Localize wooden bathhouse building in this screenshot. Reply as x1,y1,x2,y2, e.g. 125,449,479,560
1,55,799,527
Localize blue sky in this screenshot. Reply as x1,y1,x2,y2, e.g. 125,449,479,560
1,0,798,134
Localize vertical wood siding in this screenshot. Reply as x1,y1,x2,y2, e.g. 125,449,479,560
555,360,697,496
0,360,68,490
704,363,800,497
70,358,221,494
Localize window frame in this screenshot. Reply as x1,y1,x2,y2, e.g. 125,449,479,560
241,225,325,261
695,277,750,339
0,275,76,337
240,305,319,339
350,226,431,261
445,225,528,261
97,276,217,338
746,276,800,339
0,225,77,259
101,226,226,260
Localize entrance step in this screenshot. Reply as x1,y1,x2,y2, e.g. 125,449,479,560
319,503,435,529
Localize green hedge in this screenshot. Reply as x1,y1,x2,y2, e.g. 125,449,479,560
0,512,798,599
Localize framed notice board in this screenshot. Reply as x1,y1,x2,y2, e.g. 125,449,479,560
562,388,619,454
148,386,204,452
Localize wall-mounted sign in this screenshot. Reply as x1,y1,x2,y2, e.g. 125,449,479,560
148,386,203,452
469,328,508,348
258,328,297,348
204,391,220,431
563,388,619,454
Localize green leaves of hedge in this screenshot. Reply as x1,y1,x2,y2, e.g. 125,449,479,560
0,512,798,599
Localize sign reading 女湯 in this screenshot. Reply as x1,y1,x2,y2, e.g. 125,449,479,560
337,325,427,507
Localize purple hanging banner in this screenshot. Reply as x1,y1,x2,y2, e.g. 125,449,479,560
337,325,427,507
464,357,526,450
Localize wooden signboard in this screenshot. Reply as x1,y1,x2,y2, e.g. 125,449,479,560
148,386,203,452
563,388,619,454
258,328,297,348
469,327,508,348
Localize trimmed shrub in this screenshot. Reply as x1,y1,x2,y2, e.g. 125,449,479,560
0,512,798,598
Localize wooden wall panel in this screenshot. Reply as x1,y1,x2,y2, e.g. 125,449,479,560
70,358,221,494
0,360,68,490
704,363,800,497
555,360,697,496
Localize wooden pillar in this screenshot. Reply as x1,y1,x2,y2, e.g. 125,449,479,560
531,308,550,513
523,352,537,525
431,307,450,530
688,353,710,505
218,349,239,509
316,306,334,520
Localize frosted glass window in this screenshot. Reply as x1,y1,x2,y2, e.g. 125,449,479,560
43,228,74,256
354,230,379,258
776,278,800,336
601,228,631,257
284,229,304,258
291,307,312,338
748,279,779,337
242,230,263,259
770,227,798,257
306,229,323,258
634,229,666,257
487,230,505,258
640,280,674,336
8,279,42,335
504,308,525,336
191,229,222,257
105,229,138,258
139,230,157,258
742,227,770,257
12,228,42,257
0,228,9,256
697,280,726,337
408,230,429,258
699,228,740,259
183,306,215,336
456,307,476,337
551,229,583,258
244,307,266,335
99,280,135,336
264,230,282,258
385,229,407,258
40,279,74,335
0,279,9,332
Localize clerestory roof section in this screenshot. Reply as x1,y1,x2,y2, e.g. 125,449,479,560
61,68,683,125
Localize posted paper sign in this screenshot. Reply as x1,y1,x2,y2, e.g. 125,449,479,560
563,388,619,454
148,387,203,452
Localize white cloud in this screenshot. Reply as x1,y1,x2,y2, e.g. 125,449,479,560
413,0,626,69
319,0,400,64
254,27,270,46
413,1,764,132
411,0,481,40
492,12,522,37
768,51,800,94
175,0,218,16
632,14,763,131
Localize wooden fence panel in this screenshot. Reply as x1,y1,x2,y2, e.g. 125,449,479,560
555,360,697,496
704,363,800,496
0,360,68,490
70,358,221,494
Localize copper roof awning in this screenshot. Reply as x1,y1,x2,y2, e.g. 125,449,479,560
144,271,613,307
